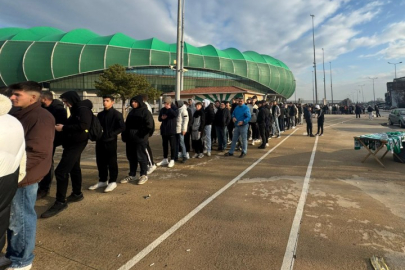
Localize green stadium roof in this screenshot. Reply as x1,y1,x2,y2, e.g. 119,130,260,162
0,26,295,98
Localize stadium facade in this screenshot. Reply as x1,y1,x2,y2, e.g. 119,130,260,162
0,27,295,104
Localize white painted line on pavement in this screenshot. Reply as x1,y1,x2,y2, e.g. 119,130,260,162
118,128,300,270
281,135,319,270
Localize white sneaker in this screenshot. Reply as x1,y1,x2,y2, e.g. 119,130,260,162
227,140,232,145
266,143,269,146
178,152,183,158
120,176,134,184
249,137,252,140
157,158,169,166
252,141,255,146
138,175,148,185
104,182,117,192
88,182,108,190
147,164,157,175
292,126,296,129
168,160,175,168
203,150,208,154
192,153,198,158
186,152,190,159
0,256,11,267
198,153,204,158
207,152,211,157
5,264,32,270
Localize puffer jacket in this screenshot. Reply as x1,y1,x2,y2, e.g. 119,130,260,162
158,104,178,136
176,104,189,133
122,95,154,143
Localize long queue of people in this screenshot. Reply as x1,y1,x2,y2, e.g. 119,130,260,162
0,81,326,270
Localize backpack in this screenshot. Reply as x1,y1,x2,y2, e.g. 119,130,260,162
79,106,103,141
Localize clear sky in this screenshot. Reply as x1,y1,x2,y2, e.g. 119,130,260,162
1,0,404,102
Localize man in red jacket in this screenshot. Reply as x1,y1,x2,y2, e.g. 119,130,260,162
0,82,55,270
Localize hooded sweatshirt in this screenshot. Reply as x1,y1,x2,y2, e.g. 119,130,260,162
175,102,189,134
60,91,93,145
203,99,215,126
122,95,154,143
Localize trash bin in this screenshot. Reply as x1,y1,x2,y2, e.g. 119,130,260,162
394,142,405,163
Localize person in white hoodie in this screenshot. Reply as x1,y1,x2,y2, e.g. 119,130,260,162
175,100,189,162
0,93,26,267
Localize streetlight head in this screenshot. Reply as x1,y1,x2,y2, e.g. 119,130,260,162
400,62,403,64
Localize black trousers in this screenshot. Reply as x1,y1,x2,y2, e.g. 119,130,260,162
0,168,18,251
227,124,234,141
306,119,313,135
161,134,176,159
55,141,87,203
96,140,118,183
317,121,324,135
126,141,148,177
192,138,204,154
356,113,361,118
258,124,267,147
39,146,56,192
146,141,154,166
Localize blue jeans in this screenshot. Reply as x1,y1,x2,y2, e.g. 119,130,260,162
272,118,280,135
229,124,249,154
176,133,187,158
215,126,226,150
204,125,212,152
6,183,38,268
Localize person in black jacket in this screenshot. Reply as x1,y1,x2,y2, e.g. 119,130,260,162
157,96,178,168
37,91,67,199
120,95,154,185
214,101,231,152
315,105,324,136
192,102,205,158
88,95,125,192
257,101,270,149
304,105,315,137
41,91,93,218
203,99,215,156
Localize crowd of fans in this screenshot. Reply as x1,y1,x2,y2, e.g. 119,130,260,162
1,81,329,270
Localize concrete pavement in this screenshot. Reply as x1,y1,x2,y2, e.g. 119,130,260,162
2,112,405,270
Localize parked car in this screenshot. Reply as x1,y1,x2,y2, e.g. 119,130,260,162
388,108,405,128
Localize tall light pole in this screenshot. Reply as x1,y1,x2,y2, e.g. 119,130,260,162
294,79,297,103
322,48,326,103
388,61,402,79
310,15,318,104
175,0,184,101
179,0,185,92
312,70,315,104
368,77,377,105
329,62,333,105
358,84,365,103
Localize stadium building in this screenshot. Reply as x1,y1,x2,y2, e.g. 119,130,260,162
0,27,295,110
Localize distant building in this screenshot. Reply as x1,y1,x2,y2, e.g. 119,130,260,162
386,77,405,107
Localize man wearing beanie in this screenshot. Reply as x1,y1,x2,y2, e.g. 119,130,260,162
157,96,178,167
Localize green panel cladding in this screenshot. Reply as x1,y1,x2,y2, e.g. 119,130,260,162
0,26,295,98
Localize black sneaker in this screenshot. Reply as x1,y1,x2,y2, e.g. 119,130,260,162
310,134,315,137
258,145,265,149
66,192,84,203
224,152,234,156
239,152,246,158
37,189,49,200
41,201,68,218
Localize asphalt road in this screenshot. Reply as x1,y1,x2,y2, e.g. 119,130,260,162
2,112,405,270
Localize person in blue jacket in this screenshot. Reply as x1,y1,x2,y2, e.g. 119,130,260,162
225,97,251,158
